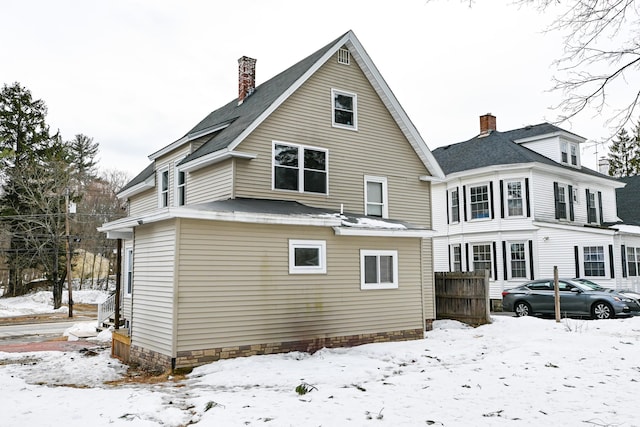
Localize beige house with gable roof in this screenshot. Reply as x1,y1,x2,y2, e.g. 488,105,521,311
100,30,444,371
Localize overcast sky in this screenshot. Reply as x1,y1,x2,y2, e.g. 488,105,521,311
2,0,627,178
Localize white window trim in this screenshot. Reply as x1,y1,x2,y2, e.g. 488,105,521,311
504,179,525,218
174,158,186,207
158,167,169,208
471,243,493,279
337,48,350,65
272,141,329,195
450,243,462,272
289,239,327,274
583,245,607,278
364,175,388,218
468,183,491,221
360,249,399,290
124,245,133,297
331,88,358,130
449,187,460,224
507,241,529,280
556,183,569,220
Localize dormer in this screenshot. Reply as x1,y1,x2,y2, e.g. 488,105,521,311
513,127,585,169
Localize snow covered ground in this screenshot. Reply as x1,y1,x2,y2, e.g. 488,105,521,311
0,289,109,317
1,293,639,426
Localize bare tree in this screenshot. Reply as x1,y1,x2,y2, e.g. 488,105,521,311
523,0,640,137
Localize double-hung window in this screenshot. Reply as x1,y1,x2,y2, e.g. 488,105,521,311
584,246,605,277
159,168,169,208
360,250,398,290
473,244,492,278
470,185,490,219
124,246,133,296
506,181,524,217
586,190,597,223
175,163,186,207
273,142,327,194
509,242,527,279
450,188,460,223
627,247,640,276
570,144,578,165
561,141,569,163
289,240,326,274
554,183,567,220
332,89,357,130
364,176,388,218
451,244,462,272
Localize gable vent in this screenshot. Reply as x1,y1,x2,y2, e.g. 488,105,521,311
338,48,350,65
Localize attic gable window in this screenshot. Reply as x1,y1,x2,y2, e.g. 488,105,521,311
273,142,327,194
332,89,357,130
338,48,350,65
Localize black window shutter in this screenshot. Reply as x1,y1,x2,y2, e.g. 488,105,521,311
598,191,603,224
465,243,470,272
568,185,574,221
448,244,452,271
490,181,495,219
446,190,450,224
463,185,467,222
622,245,628,278
528,240,534,279
553,182,560,219
502,241,508,280
609,244,615,278
525,178,531,218
493,241,498,280
574,246,580,277
499,180,505,218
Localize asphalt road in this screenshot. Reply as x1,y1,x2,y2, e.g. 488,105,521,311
0,320,87,343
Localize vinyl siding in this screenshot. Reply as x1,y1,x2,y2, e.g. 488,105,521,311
128,188,157,216
232,51,432,227
421,239,435,319
174,219,424,352
131,222,176,356
187,159,234,204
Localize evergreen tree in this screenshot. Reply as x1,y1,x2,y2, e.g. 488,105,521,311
67,133,99,188
607,127,640,177
0,82,70,303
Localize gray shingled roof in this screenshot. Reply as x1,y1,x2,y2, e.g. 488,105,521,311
432,123,613,180
119,162,154,193
188,198,426,230
119,33,347,193
178,33,347,165
616,175,640,225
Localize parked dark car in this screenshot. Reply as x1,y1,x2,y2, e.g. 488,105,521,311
573,278,640,315
502,278,634,319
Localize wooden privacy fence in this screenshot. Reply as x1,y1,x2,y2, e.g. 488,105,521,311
435,271,491,326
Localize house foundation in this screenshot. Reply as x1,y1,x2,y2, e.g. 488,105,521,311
129,327,426,372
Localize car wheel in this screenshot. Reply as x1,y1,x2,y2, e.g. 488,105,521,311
514,301,532,317
591,301,614,319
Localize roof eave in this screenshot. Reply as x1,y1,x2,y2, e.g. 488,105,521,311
116,174,155,200
178,149,257,173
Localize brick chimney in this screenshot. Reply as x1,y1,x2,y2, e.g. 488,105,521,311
479,113,497,134
238,56,256,105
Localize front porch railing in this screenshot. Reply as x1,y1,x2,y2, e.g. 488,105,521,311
97,292,123,327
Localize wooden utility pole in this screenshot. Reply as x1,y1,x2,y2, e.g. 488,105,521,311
65,189,73,318
554,266,560,323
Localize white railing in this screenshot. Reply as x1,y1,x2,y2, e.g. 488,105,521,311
97,292,122,327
